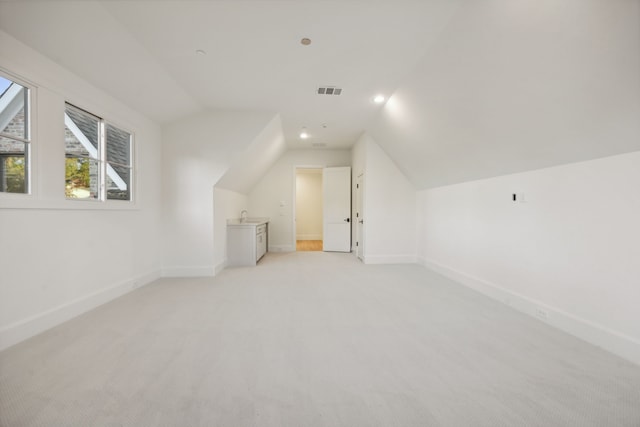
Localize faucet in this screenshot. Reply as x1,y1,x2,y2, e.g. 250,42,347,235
240,210,248,222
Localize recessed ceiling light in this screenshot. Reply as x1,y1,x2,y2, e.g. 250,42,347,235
300,127,309,139
195,49,206,56
301,38,312,46
373,94,386,104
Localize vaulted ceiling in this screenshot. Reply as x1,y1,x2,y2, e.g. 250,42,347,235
0,0,462,149
369,0,640,188
1,0,638,189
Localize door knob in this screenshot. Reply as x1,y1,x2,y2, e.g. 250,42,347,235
344,218,350,222
359,220,364,224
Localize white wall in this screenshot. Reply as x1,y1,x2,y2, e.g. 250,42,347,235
248,150,351,251
161,110,277,276
295,169,323,240
0,31,163,350
418,151,640,365
352,133,416,264
212,188,248,273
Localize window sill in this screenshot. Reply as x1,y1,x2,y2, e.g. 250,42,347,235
0,193,139,211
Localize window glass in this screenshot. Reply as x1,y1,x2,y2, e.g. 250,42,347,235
65,105,98,152
1,74,30,194
64,105,100,199
106,124,131,201
64,103,133,201
0,138,27,193
65,157,99,199
106,166,130,200
106,124,130,165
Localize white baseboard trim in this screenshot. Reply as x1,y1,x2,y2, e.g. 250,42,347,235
419,257,640,366
161,266,215,277
214,259,227,276
296,234,322,240
0,270,160,352
364,254,417,264
269,244,295,252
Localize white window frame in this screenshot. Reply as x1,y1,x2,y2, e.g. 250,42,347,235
64,102,134,203
0,69,33,197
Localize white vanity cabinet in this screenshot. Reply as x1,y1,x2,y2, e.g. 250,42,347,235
256,223,267,261
227,219,269,267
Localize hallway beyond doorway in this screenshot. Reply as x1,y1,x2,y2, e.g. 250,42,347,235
296,240,322,251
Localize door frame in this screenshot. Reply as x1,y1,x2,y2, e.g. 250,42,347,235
355,172,364,260
292,165,325,251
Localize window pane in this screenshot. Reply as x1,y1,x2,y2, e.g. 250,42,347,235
0,137,27,193
64,105,99,157
0,76,29,140
62,104,134,203
106,163,131,200
64,126,94,158
106,124,131,166
65,157,99,199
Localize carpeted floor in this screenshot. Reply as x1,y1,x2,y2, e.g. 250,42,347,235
1,252,640,426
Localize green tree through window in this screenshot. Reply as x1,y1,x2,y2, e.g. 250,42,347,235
2,156,26,193
65,157,91,198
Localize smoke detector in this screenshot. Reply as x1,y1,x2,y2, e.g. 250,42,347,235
317,86,342,96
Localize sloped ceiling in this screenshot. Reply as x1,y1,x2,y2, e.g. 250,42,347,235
0,0,462,149
368,0,640,189
215,114,287,194
0,1,201,123
1,0,638,190
162,109,279,193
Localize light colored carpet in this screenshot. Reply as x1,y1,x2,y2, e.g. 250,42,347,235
1,252,640,427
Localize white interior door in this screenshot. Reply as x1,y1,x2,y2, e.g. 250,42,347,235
323,166,351,252
355,173,364,260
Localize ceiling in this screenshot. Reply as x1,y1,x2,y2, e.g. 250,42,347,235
0,0,462,149
1,0,638,189
369,0,640,188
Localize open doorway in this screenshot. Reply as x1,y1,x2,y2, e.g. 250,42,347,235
295,168,323,251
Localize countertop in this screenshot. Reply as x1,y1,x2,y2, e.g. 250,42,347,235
227,217,270,226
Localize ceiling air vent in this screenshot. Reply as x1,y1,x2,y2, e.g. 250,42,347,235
317,86,342,96
311,142,327,148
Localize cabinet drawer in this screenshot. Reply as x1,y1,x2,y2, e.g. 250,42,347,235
256,224,267,235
